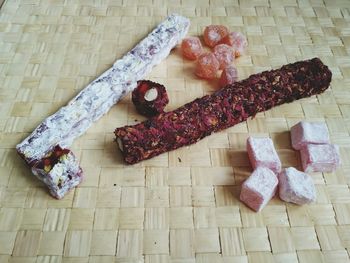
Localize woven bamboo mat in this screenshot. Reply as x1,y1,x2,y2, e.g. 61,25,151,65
1,0,350,262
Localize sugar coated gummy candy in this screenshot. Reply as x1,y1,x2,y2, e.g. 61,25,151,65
213,44,235,69
240,167,278,212
278,167,316,205
181,37,203,60
247,137,282,174
203,25,229,48
221,31,248,57
195,52,220,79
300,144,341,173
291,121,330,150
219,66,238,87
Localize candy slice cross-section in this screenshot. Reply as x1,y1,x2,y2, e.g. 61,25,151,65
132,80,169,117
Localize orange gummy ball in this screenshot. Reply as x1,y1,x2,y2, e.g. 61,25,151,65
219,66,238,87
213,44,235,69
203,25,229,48
195,52,220,79
181,37,203,60
220,31,248,57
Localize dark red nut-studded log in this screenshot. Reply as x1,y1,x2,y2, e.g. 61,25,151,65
115,58,332,164
132,80,169,117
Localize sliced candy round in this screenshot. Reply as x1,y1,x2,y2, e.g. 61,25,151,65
203,25,229,48
220,31,248,57
195,52,220,79
181,37,203,60
132,80,169,117
213,44,235,69
219,66,238,87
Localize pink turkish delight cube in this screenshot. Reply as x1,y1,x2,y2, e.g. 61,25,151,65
300,144,341,173
247,137,282,174
278,167,316,205
291,121,329,150
240,167,278,212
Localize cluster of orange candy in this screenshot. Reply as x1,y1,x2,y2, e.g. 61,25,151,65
181,25,248,87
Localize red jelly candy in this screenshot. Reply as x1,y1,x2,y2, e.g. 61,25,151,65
219,66,238,87
213,44,235,69
181,37,203,60
195,52,220,79
220,31,248,57
203,25,229,48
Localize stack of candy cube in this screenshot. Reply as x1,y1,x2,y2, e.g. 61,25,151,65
181,25,247,87
291,121,341,173
240,136,317,212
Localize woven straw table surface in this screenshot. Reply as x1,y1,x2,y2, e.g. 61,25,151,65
0,0,350,262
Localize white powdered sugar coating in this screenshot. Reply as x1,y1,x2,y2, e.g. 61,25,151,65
300,144,341,173
16,14,190,199
17,14,190,162
291,121,330,150
247,137,282,174
240,167,278,212
278,167,316,205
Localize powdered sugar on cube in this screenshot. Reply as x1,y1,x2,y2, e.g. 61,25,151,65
291,121,330,150
240,167,278,212
278,167,316,205
247,137,282,174
300,144,341,173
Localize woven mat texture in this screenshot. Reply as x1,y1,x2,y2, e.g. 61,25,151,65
1,0,350,262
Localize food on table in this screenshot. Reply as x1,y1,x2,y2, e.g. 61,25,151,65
203,25,229,47
16,14,190,199
181,37,203,60
240,167,278,212
213,44,235,69
247,137,281,174
115,58,332,164
195,52,220,79
132,80,169,117
278,167,316,205
300,144,341,173
220,31,248,57
291,121,330,150
219,66,238,87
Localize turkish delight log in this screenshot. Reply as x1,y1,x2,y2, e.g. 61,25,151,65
16,14,190,199
115,58,332,164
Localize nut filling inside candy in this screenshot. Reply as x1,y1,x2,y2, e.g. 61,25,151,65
117,138,124,152
144,88,158,101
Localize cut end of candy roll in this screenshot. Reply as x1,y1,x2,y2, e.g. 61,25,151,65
18,145,83,199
